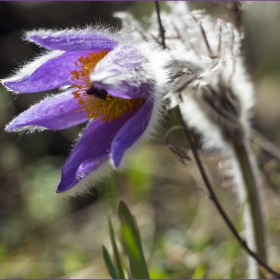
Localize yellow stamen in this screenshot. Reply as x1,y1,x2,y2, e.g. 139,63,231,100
71,51,144,122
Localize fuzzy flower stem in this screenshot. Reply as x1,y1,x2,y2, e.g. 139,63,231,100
174,106,280,278
232,137,267,275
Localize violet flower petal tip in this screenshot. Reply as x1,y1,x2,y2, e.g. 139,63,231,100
55,156,112,198
1,50,71,94
54,112,134,197
5,121,20,132
4,91,88,132
25,28,119,51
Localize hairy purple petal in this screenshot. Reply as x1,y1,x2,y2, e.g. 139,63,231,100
56,108,137,193
111,98,154,167
2,27,168,197
91,44,156,99
4,51,91,93
26,29,118,51
75,155,110,182
5,90,87,131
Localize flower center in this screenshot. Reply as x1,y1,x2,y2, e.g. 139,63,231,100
71,51,144,122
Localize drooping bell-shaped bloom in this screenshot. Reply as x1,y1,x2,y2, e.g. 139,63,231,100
2,28,169,196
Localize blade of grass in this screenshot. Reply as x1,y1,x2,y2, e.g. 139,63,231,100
102,245,120,279
108,217,126,279
192,264,206,279
119,201,150,279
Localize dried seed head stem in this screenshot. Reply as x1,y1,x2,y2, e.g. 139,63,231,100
175,106,279,278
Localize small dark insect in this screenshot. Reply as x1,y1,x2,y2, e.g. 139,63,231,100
86,86,114,100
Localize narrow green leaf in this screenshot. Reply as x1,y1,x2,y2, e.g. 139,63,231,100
102,245,119,279
119,201,150,279
192,264,206,279
108,217,126,279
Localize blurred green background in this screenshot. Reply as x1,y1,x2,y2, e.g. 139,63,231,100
0,1,280,278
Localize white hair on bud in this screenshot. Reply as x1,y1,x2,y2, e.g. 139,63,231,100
149,3,253,150
178,56,254,150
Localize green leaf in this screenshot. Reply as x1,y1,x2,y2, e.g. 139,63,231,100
119,201,150,279
102,245,119,279
192,264,206,279
108,217,126,279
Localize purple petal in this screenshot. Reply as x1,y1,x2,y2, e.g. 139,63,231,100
5,90,87,131
90,44,156,99
111,98,154,167
4,51,91,93
76,154,110,181
56,108,137,193
26,29,118,51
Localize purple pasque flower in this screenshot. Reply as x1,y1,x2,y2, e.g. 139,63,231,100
2,28,169,196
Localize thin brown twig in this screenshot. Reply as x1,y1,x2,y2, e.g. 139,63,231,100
191,14,213,57
174,106,280,278
164,125,191,165
154,1,166,49
251,128,280,162
164,126,210,197
150,33,162,46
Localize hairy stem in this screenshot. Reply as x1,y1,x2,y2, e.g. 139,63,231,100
232,137,267,277
174,106,280,278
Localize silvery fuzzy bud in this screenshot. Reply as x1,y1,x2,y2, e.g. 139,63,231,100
161,4,254,148
117,3,254,148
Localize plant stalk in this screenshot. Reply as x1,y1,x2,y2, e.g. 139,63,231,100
232,137,267,277
174,106,280,278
